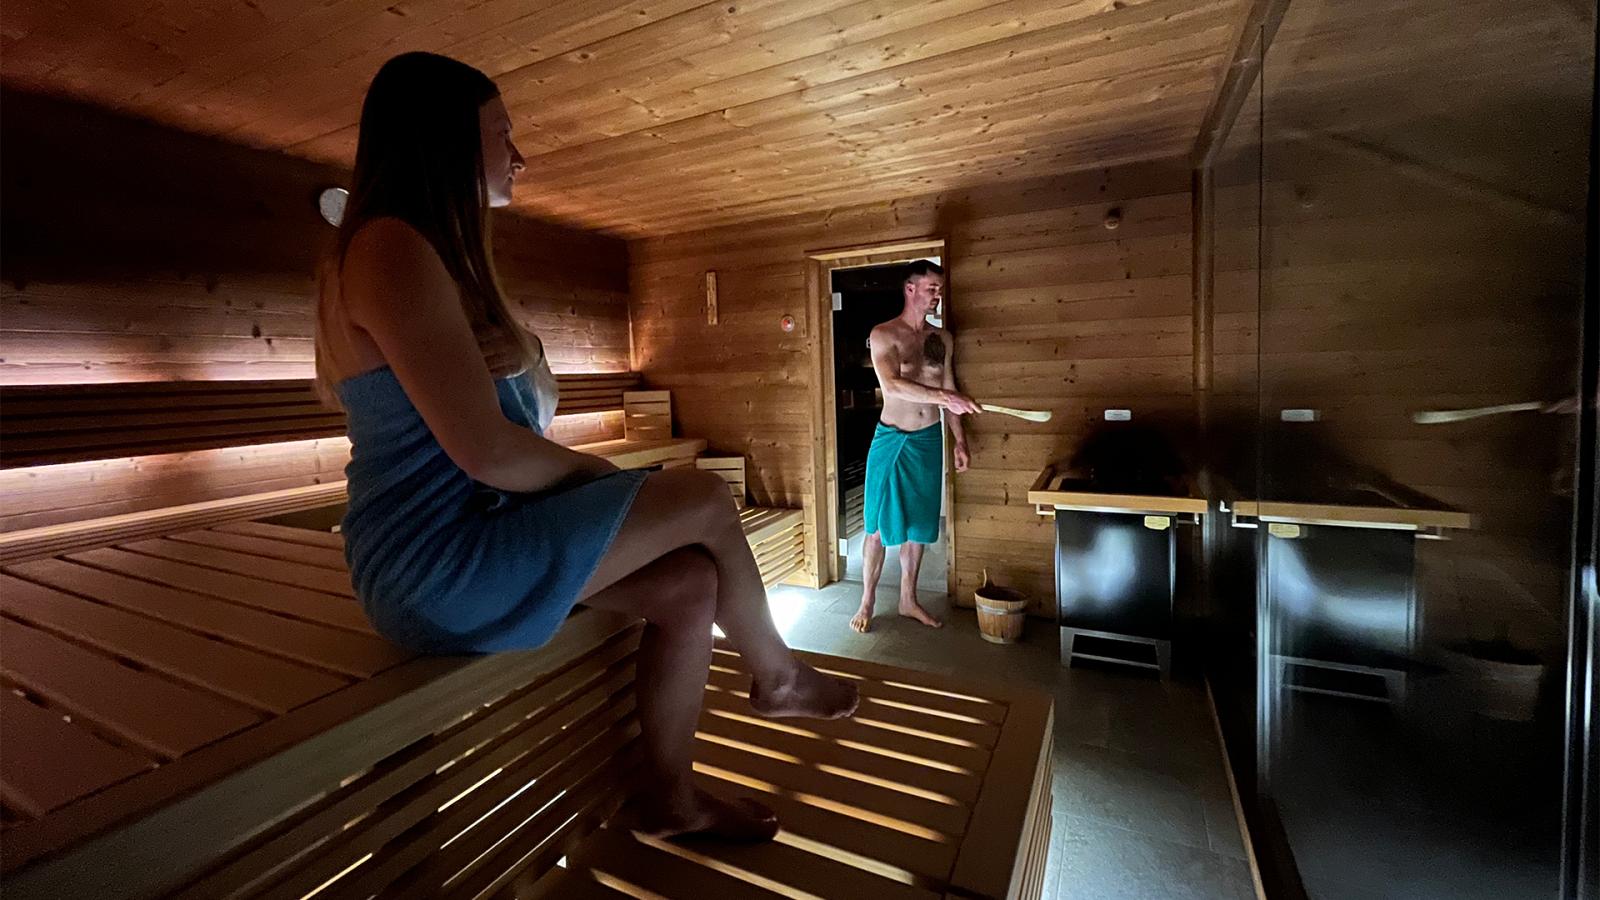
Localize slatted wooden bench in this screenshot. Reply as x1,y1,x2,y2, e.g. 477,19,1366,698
0,421,706,568
741,507,806,588
698,456,807,588
0,373,645,469
573,436,707,470
0,520,1054,900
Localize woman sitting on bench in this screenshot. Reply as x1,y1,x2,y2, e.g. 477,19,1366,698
313,52,857,843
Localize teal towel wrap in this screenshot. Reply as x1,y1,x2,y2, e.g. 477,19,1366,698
862,421,943,547
336,366,646,654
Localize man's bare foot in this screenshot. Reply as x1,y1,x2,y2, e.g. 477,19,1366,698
749,660,859,719
850,597,875,633
899,595,943,628
617,787,778,843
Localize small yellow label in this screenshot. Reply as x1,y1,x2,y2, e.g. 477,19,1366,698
1268,522,1302,539
1143,515,1171,530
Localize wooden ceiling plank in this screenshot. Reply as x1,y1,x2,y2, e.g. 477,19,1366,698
525,79,1216,222
506,0,1044,148
249,0,741,150
593,121,1200,235
535,40,1230,198
3,0,1258,237
493,0,1238,187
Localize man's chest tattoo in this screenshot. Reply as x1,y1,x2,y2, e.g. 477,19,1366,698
921,332,945,367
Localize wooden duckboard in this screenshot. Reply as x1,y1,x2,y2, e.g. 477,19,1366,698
525,644,1055,900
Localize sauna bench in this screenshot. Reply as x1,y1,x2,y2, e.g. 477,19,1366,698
0,520,1052,899
0,372,645,470
0,435,709,566
572,436,706,470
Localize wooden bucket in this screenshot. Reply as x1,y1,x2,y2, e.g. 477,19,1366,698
974,571,1028,644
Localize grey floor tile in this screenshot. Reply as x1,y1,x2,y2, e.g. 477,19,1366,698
1052,742,1211,850
1054,814,1255,900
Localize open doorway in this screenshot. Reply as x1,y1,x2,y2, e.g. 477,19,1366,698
802,237,951,599
831,259,948,597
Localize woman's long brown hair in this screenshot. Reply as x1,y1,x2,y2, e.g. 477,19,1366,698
315,51,534,407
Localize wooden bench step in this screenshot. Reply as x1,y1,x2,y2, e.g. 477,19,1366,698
739,507,806,589
0,436,705,567
0,603,643,899
572,437,707,470
0,373,643,469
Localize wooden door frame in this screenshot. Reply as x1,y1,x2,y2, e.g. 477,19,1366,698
803,237,950,593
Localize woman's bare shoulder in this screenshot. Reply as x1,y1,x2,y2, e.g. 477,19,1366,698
340,217,455,316
344,217,437,272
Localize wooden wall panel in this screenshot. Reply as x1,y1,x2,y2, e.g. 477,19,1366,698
0,89,630,529
631,159,1195,612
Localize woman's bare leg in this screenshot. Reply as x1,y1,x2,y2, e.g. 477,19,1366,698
581,468,857,720
581,546,775,841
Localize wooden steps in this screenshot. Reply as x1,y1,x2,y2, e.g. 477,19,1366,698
740,507,806,588
0,373,643,469
0,437,709,566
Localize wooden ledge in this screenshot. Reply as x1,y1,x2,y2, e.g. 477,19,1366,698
1027,463,1207,517
1230,500,1471,531
574,437,706,470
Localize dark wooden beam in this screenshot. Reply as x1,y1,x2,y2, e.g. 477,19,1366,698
1191,0,1294,169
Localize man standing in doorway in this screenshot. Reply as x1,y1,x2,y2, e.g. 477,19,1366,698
850,260,980,633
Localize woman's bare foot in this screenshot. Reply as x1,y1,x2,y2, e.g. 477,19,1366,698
850,595,875,633
749,660,859,719
617,787,778,843
898,594,943,628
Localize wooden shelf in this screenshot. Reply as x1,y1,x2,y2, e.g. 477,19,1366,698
1027,464,1207,517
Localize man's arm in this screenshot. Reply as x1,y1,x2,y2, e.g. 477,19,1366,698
869,326,981,414
942,331,971,473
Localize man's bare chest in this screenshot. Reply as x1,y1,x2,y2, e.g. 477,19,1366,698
892,330,945,381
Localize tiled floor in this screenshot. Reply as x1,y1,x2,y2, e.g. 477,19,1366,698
763,580,1257,900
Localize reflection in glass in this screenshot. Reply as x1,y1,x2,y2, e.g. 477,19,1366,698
1208,0,1594,897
